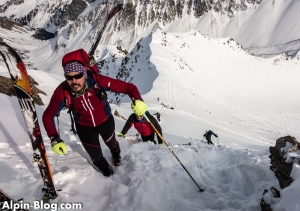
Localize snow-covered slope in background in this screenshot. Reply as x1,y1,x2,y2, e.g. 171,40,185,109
1,0,300,76
99,29,300,149
0,28,300,210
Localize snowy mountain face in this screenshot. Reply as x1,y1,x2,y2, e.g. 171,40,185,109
1,0,298,76
0,0,86,31
0,0,263,30
2,0,300,57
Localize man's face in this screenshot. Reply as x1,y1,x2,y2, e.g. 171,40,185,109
136,115,144,120
65,72,86,92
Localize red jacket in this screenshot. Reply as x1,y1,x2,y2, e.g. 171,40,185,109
42,74,142,137
120,112,163,144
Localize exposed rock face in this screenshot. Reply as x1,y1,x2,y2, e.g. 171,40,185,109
1,1,64,29
0,0,88,32
0,0,24,13
0,16,23,30
260,136,300,210
2,0,264,27
0,0,264,41
0,75,46,106
32,28,56,40
60,0,88,27
194,0,213,18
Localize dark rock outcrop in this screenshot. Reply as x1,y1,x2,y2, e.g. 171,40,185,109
60,0,88,26
269,136,299,189
32,28,56,40
260,136,300,210
32,29,55,40
0,75,46,106
0,16,23,30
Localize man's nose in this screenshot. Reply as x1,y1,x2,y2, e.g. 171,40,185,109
71,77,78,83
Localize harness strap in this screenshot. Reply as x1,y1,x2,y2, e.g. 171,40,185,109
87,71,108,101
63,81,78,135
67,108,77,135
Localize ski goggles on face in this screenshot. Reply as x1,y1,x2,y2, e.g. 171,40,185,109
136,114,144,118
64,72,84,80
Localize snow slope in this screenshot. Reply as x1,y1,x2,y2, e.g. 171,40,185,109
1,28,300,211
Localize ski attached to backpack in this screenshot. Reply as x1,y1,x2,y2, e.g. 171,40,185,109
0,42,58,202
88,3,123,65
0,189,28,211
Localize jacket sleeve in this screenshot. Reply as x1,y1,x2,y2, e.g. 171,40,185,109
42,83,66,138
147,113,163,144
97,75,142,101
120,114,135,135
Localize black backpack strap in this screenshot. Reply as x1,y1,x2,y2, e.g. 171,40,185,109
87,71,108,101
67,108,77,135
63,81,79,135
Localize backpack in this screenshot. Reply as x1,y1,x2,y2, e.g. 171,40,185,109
61,49,107,134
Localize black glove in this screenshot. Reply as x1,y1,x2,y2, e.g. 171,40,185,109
215,134,218,137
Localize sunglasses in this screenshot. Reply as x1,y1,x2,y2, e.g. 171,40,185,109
64,72,84,81
136,115,144,118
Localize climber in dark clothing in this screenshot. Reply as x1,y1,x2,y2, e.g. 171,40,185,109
203,130,218,145
153,112,161,122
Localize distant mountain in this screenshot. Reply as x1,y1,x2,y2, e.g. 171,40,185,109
1,0,299,56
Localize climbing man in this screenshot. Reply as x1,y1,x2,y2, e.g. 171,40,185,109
42,48,146,177
203,130,218,145
118,107,163,145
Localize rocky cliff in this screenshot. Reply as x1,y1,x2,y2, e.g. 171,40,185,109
260,136,300,211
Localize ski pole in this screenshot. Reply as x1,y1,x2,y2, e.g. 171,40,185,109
55,113,60,136
143,114,204,192
55,113,65,153
124,134,139,138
